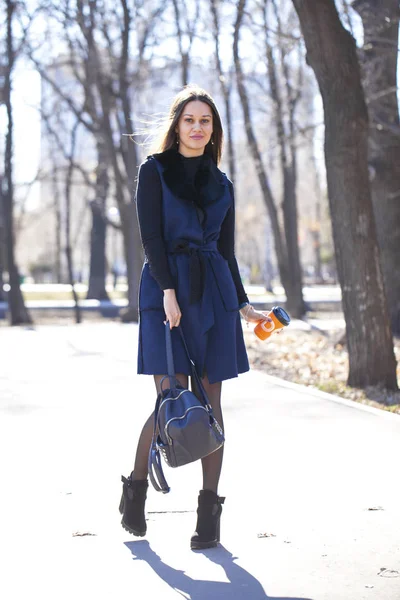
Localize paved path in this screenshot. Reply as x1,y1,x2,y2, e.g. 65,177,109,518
0,323,399,600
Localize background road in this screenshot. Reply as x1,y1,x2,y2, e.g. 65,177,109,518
1,322,399,600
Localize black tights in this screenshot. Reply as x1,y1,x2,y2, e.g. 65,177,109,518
131,373,224,494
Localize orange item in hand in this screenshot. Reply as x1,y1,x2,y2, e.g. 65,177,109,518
254,306,290,341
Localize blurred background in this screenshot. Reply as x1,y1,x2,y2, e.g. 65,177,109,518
0,0,399,406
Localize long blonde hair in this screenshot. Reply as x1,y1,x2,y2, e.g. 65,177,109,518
150,84,224,165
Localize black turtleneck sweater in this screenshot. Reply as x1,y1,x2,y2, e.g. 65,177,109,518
135,154,249,306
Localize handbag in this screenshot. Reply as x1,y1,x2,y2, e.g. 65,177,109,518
148,321,225,493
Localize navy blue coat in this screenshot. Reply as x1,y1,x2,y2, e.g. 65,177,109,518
137,151,249,384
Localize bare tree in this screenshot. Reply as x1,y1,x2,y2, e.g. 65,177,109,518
209,0,236,183
3,0,31,325
352,0,400,335
171,0,200,86
29,0,165,321
292,0,398,389
265,0,304,316
233,0,306,318
86,138,110,300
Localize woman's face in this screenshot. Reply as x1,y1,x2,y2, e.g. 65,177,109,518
175,100,214,157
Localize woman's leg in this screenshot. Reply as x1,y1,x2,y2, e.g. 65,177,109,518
190,374,224,549
197,375,224,493
131,373,189,480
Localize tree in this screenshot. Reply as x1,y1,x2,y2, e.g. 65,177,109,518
64,121,82,324
233,0,306,318
292,0,397,389
171,0,200,86
29,0,165,321
86,138,110,300
352,0,400,334
209,0,236,183
3,0,31,325
264,0,304,317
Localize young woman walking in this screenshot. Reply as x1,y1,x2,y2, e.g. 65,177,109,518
120,84,271,549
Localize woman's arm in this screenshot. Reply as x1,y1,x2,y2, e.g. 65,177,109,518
217,181,249,306
135,158,182,328
135,158,175,290
219,182,272,325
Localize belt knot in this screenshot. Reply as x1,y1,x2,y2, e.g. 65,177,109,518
168,239,216,304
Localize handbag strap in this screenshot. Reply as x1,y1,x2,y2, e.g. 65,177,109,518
164,321,212,408
148,392,170,493
164,322,177,389
175,323,211,410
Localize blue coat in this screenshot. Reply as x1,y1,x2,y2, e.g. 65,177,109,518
137,151,249,384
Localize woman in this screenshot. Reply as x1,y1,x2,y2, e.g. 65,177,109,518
120,84,271,549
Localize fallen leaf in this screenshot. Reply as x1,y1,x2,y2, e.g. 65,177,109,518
378,568,399,578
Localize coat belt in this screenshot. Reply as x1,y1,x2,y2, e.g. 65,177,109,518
166,239,218,304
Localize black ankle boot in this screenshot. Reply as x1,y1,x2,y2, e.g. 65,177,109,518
119,474,148,536
190,489,225,550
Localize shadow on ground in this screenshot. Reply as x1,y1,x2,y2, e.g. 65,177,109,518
125,540,313,600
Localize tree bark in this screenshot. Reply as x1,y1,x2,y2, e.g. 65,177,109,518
4,0,31,325
352,0,400,334
87,139,109,300
292,0,397,389
65,123,81,324
51,163,62,283
0,179,5,301
119,201,141,322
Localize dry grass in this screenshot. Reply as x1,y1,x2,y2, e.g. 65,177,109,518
244,327,400,415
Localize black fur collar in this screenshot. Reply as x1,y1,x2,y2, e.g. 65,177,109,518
150,148,226,206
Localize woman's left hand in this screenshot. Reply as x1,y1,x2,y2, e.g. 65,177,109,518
239,304,272,324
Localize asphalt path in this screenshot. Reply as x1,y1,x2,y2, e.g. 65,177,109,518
0,322,399,600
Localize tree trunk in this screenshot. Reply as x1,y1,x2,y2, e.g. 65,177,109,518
86,202,109,300
119,201,141,322
87,141,109,300
282,167,305,316
4,0,31,325
292,0,397,389
352,0,400,334
172,0,190,86
65,124,81,324
0,179,5,302
210,0,236,183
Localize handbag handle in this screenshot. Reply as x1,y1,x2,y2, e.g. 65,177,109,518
148,392,170,493
164,321,178,391
164,321,211,410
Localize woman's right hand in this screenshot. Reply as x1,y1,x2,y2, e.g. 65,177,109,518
163,289,182,329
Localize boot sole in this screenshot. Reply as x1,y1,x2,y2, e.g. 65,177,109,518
119,495,146,537
120,518,146,537
190,539,218,550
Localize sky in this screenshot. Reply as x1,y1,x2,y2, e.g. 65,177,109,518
0,61,42,209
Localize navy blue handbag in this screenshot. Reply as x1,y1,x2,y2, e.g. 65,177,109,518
148,321,225,493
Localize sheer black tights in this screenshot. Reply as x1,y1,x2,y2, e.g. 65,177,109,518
131,373,224,494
